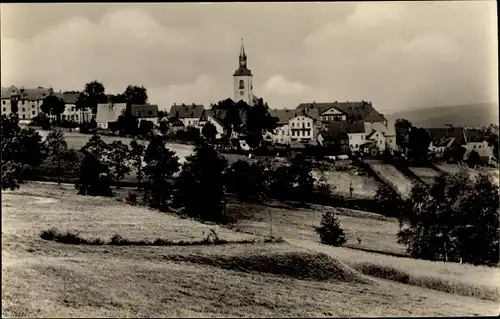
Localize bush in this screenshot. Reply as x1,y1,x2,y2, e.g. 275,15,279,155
126,191,138,205
315,211,347,246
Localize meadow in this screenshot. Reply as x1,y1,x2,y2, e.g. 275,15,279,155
2,182,498,317
367,162,413,198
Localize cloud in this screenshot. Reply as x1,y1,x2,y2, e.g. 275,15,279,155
1,2,497,114
264,76,308,96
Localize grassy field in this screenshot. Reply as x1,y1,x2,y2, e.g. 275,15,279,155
408,166,441,185
312,169,381,199
2,183,499,317
227,199,500,302
367,162,414,198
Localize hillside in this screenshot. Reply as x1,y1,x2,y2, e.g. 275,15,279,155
386,102,499,128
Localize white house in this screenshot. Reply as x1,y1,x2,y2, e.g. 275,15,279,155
131,104,159,127
320,107,347,122
199,109,225,139
364,120,397,153
54,91,91,123
1,86,53,122
167,103,205,128
96,103,127,129
266,108,320,145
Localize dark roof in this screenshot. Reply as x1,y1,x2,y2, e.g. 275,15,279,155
131,104,159,118
270,108,320,125
53,92,80,104
323,120,366,139
465,129,486,143
168,103,205,119
296,101,385,122
426,127,466,144
233,67,253,76
2,86,53,101
1,86,20,99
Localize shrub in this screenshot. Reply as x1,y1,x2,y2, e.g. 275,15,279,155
126,191,138,205
315,211,347,246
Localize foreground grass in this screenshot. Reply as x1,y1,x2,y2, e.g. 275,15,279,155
3,182,499,316
289,240,500,302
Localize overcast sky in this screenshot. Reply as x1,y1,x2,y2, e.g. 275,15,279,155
1,2,498,113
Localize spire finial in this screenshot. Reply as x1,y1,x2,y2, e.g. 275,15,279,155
240,38,246,58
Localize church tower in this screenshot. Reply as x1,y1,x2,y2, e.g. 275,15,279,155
233,39,254,106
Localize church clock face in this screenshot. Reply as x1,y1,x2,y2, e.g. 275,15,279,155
240,90,244,96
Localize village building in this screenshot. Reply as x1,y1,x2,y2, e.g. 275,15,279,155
130,104,159,127
167,103,205,128
199,109,225,139
1,86,53,122
96,103,127,129
53,91,92,123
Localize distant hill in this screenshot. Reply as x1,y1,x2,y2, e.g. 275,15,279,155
386,102,499,128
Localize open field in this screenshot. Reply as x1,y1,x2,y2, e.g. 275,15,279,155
3,182,499,316
408,166,441,185
366,162,413,197
312,169,381,199
228,199,407,256
36,130,195,163
228,199,500,301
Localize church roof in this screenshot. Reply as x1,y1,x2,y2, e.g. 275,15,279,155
168,103,205,119
296,101,385,122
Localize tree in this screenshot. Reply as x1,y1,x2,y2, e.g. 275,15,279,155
82,80,107,114
41,95,66,123
138,120,154,137
467,150,480,168
395,118,412,152
243,99,278,149
123,85,148,105
75,152,113,197
107,141,131,187
80,134,108,157
45,129,68,184
174,141,228,221
10,95,19,114
289,153,315,200
129,139,146,186
315,211,347,246
407,127,431,164
225,160,268,201
374,183,405,217
142,136,180,211
398,169,499,265
212,98,244,139
116,111,139,136
202,122,217,142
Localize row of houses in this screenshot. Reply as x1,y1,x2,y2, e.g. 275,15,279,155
1,86,91,123
426,126,495,164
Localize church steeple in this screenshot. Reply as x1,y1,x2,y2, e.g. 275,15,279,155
239,38,247,68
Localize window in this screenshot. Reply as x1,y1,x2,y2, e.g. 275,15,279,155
22,114,26,119
2,101,5,105
2,107,5,112
22,108,25,112
307,122,310,127
379,140,382,144
474,145,476,149
292,131,296,136
32,105,35,108
32,111,35,115
239,80,244,89
355,144,358,148
478,145,481,148
292,123,295,128
22,100,25,105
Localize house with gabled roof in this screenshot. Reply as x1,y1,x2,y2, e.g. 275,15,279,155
264,107,320,145
1,86,53,121
53,91,91,123
168,103,205,128
199,109,225,139
130,104,159,127
296,101,386,125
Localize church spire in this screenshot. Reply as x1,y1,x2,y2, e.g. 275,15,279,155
239,38,247,68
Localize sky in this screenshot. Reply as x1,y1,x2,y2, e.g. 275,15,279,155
1,2,498,114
